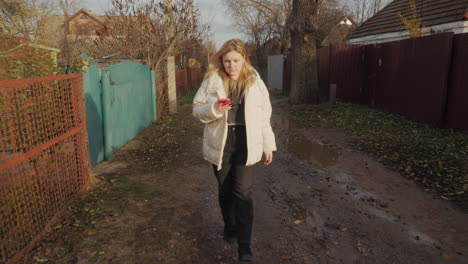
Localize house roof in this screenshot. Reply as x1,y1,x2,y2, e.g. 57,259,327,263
63,36,143,60
0,33,59,55
68,9,133,26
320,16,357,46
347,0,468,40
338,16,356,26
64,36,106,59
67,9,105,24
29,43,60,52
35,9,142,59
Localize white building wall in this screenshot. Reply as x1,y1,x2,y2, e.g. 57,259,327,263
348,21,468,45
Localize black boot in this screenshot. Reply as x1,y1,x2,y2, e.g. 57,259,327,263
238,243,253,262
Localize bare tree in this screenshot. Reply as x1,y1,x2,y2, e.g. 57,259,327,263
289,0,321,104
97,0,202,70
224,0,291,67
347,0,390,25
313,1,351,46
0,0,58,39
57,0,82,67
95,0,205,115
224,0,348,61
176,38,214,70
0,0,85,71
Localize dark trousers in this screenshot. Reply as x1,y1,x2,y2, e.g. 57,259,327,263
213,125,255,246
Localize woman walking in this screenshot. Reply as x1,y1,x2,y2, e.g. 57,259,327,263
192,39,276,262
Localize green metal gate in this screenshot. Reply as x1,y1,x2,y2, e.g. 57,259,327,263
83,60,156,166
83,62,104,166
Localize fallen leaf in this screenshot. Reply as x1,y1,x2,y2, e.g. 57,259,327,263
87,231,97,236
33,257,49,263
294,220,302,225
438,160,443,168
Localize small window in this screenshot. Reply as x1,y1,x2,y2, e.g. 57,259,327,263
80,14,88,19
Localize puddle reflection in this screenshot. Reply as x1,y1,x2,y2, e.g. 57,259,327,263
271,109,338,169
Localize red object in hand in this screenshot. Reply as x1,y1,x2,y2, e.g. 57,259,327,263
217,98,231,106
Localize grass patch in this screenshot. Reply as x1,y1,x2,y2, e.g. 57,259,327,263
179,88,198,105
270,90,288,100
64,174,151,224
108,175,152,200
290,102,468,201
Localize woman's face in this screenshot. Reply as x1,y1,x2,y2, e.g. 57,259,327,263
222,50,245,80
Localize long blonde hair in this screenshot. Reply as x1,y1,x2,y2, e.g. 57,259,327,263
204,39,256,97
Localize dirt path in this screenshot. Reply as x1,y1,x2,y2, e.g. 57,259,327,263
24,103,467,264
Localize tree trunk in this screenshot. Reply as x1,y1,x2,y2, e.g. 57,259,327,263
167,56,177,113
165,0,177,114
289,0,320,104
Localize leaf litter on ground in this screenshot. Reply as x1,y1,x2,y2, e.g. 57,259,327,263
289,102,467,202
24,105,203,263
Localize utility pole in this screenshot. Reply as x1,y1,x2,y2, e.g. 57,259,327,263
165,0,177,114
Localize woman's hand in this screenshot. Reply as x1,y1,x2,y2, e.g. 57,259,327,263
264,153,273,166
215,102,232,113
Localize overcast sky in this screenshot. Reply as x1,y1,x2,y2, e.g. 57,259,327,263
85,0,246,49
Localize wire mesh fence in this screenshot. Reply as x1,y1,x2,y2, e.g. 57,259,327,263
0,74,91,264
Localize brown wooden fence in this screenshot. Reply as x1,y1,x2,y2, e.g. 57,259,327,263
176,67,202,98
315,32,468,132
0,74,91,263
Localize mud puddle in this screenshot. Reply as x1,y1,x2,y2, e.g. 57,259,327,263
268,105,467,263
271,108,338,169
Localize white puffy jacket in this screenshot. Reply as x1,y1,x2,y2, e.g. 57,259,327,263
192,72,277,170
